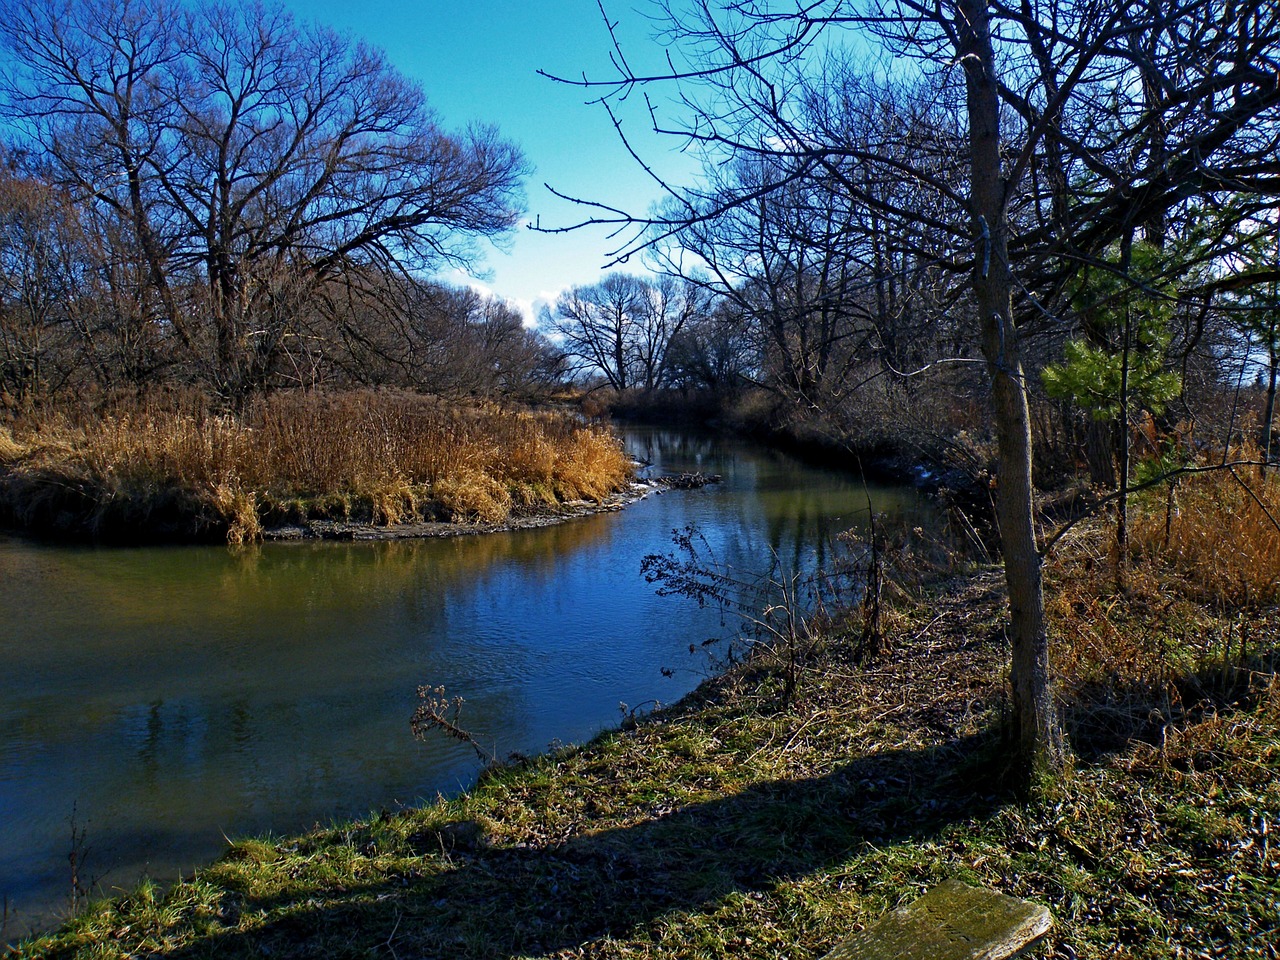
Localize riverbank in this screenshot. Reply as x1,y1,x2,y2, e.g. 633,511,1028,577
602,384,982,479
260,473,719,541
261,484,647,541
9,491,1278,957
0,391,632,544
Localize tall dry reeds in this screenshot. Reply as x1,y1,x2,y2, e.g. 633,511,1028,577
1128,457,1280,611
0,390,632,542
1044,456,1280,755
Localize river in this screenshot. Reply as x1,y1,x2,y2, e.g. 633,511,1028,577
0,427,934,938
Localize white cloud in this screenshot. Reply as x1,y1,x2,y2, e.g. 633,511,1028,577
445,268,494,299
529,287,571,331
509,297,538,328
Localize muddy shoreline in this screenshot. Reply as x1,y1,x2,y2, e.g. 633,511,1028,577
260,483,651,542
0,472,723,546
260,473,720,542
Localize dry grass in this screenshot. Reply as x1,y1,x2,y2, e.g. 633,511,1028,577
0,390,632,541
1045,463,1280,760
1128,458,1280,610
0,424,25,463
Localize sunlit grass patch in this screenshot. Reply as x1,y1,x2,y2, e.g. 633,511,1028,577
0,424,25,462
1045,469,1280,763
1128,456,1280,611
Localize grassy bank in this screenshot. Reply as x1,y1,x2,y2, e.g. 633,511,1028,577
7,467,1279,958
0,391,632,543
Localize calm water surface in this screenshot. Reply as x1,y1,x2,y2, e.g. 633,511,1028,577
0,428,933,937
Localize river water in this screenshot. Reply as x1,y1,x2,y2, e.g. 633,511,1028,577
0,427,933,938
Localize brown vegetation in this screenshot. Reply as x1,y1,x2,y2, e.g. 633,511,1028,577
1045,462,1280,762
1128,460,1280,611
0,390,632,543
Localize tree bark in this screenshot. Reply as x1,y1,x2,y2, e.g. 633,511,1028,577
1264,345,1278,464
1084,419,1117,488
957,0,1065,780
1116,305,1132,590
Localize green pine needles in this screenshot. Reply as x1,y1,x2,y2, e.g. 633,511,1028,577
1042,242,1183,421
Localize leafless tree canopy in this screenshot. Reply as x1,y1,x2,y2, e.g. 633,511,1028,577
544,272,708,392
0,0,532,400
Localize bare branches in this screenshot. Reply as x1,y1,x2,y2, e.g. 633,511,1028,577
537,0,1280,315
543,272,705,391
538,0,833,104
0,0,530,398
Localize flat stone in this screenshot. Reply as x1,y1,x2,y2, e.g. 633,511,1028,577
823,880,1052,960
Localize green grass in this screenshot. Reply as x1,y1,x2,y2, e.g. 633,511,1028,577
9,559,1278,959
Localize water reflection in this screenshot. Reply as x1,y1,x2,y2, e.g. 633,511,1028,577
0,427,935,938
627,428,930,578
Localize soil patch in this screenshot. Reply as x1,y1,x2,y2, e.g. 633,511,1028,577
262,479,682,541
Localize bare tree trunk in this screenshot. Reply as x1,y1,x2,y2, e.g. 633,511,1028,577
1266,257,1280,465
958,0,1065,782
1084,419,1117,488
1116,305,1132,591
1269,227,1280,465
1264,344,1278,465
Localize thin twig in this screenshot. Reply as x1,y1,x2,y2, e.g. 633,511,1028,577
1040,458,1275,556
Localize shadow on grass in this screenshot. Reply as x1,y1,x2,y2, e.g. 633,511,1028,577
1063,648,1280,763
164,733,1006,959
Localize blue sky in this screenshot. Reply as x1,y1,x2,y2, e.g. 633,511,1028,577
281,0,703,324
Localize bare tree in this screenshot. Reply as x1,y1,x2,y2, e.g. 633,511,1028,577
0,0,530,400
544,0,1280,779
665,298,756,393
544,273,645,390
633,274,707,390
0,157,81,403
654,76,970,412
421,288,565,397
545,272,705,392
307,274,564,398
